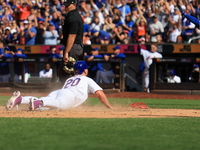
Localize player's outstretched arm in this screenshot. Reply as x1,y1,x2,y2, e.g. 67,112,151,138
95,90,114,109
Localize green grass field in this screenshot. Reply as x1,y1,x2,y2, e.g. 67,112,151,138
0,95,200,150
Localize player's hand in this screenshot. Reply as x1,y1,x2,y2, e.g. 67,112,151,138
111,54,115,58
63,52,69,63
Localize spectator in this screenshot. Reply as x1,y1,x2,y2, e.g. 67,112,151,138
122,15,134,32
176,35,183,43
35,21,45,44
144,8,154,24
27,8,37,22
43,21,59,45
0,0,199,46
147,15,164,42
16,1,32,21
51,9,62,31
83,34,92,45
118,0,131,21
111,25,126,44
0,44,13,82
156,34,165,44
10,31,20,45
100,45,126,83
85,47,104,83
168,14,182,43
10,20,20,35
4,26,13,44
166,69,181,83
89,16,102,42
110,6,122,18
84,11,92,25
112,14,123,27
102,15,115,38
171,7,182,24
1,5,13,22
182,9,195,43
20,20,37,45
130,7,139,23
138,43,163,92
50,0,62,13
39,63,53,78
90,0,108,25
158,1,170,29
135,6,147,41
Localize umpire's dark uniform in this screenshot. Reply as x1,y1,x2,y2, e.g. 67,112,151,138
58,4,84,83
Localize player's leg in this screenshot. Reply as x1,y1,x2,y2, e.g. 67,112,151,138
21,96,38,104
95,70,102,83
6,91,22,110
39,90,59,101
143,70,150,92
30,89,76,110
6,91,38,110
41,89,76,109
100,70,115,83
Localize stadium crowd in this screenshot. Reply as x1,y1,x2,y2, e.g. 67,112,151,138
0,0,200,45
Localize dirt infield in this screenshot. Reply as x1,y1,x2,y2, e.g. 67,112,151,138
0,92,200,118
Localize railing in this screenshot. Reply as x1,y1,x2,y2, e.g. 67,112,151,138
188,36,200,43
0,57,127,91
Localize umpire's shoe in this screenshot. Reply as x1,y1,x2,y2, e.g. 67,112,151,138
6,91,22,110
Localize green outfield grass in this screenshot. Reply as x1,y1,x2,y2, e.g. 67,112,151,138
0,118,200,150
0,96,200,150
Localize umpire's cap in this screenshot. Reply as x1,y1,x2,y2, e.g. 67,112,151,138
74,60,89,74
63,0,77,6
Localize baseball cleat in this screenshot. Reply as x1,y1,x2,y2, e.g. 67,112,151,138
29,98,43,111
6,91,22,110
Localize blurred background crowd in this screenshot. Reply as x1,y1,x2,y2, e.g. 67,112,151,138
0,0,200,46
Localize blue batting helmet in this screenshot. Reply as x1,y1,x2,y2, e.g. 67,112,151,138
169,69,176,75
74,60,89,74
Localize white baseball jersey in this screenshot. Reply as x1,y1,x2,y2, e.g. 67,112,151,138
167,75,181,83
39,68,53,78
62,75,102,101
140,49,163,90
140,49,163,69
21,75,103,109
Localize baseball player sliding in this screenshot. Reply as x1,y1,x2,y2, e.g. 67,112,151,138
6,61,113,110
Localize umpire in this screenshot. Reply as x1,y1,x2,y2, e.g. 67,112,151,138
58,0,84,83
